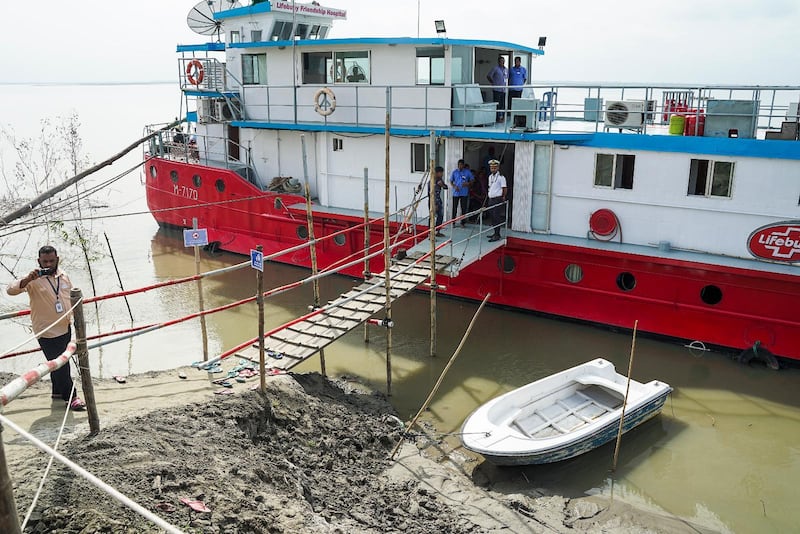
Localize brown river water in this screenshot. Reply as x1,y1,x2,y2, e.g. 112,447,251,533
0,83,798,533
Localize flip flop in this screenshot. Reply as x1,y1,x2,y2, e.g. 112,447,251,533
267,350,284,360
211,379,232,387
178,372,187,379
214,389,234,396
113,375,127,384
235,377,247,383
179,498,211,513
155,502,176,513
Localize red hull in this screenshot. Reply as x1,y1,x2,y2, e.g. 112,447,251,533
145,157,800,361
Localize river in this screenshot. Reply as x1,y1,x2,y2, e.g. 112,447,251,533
0,83,798,533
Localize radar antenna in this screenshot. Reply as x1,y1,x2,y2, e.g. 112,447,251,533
187,0,241,41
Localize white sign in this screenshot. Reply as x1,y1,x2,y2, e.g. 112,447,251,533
250,249,264,272
272,1,347,20
183,228,209,247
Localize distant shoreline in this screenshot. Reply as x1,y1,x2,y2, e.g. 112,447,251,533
0,81,174,87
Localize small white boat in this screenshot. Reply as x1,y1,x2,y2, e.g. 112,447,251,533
460,359,671,465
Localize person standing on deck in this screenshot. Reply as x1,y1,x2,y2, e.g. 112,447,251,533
486,56,508,122
6,245,86,410
432,166,448,237
449,159,474,227
486,160,507,242
508,57,528,110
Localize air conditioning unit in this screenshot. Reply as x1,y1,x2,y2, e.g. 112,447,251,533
604,100,645,128
216,100,234,121
197,99,217,124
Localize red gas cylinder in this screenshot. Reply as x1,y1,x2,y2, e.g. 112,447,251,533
684,110,705,136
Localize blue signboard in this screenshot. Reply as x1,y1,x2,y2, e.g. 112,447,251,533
183,228,209,247
250,249,264,272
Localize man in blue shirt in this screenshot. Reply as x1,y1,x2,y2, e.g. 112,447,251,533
449,159,474,226
509,57,528,109
486,56,508,122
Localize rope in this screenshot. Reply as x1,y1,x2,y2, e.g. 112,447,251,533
20,381,76,531
0,413,185,534
0,297,83,358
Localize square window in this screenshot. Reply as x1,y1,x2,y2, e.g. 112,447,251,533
594,153,634,189
688,159,733,198
242,54,267,85
594,154,614,187
411,143,430,173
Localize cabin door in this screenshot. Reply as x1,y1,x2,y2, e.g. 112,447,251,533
531,142,553,232
228,125,240,161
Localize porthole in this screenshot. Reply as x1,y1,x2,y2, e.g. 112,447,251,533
498,255,515,274
215,179,225,192
564,264,583,283
616,272,636,291
274,197,283,210
333,233,346,246
170,170,178,184
149,165,157,179
700,285,723,305
297,225,309,239
192,174,202,187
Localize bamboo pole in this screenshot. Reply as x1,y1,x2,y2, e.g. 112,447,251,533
363,167,370,344
193,218,209,361
0,119,182,227
103,231,133,322
0,425,21,534
611,319,639,472
428,132,437,358
390,293,491,460
256,245,266,393
303,177,325,376
70,288,100,435
384,88,393,396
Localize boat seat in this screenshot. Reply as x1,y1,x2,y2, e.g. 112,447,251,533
452,84,498,126
578,384,623,411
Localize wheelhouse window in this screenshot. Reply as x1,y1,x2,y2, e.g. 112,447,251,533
411,143,430,173
302,51,370,84
242,54,267,85
294,24,309,40
688,159,734,198
594,153,635,189
308,25,328,39
416,47,445,85
270,21,293,41
230,31,240,44
250,30,262,42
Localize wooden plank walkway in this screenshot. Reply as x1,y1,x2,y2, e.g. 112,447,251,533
236,252,455,370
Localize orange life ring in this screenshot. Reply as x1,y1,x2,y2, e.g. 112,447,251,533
186,60,204,86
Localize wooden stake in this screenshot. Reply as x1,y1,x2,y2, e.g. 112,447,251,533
428,132,437,358
70,288,100,435
0,425,21,534
611,319,639,473
256,245,266,393
193,218,209,361
363,167,370,344
390,293,491,460
303,178,326,377
384,88,393,396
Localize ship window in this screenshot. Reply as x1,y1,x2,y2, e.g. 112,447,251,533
333,138,343,151
250,30,263,42
242,54,267,85
294,24,309,40
416,48,445,85
230,31,240,44
700,285,723,305
688,159,734,198
149,165,157,179
309,25,322,39
498,255,516,274
271,21,293,41
274,197,283,210
411,143,430,173
192,174,202,187
170,170,179,184
616,272,636,291
297,225,309,239
215,179,225,192
337,51,370,84
564,264,583,283
594,153,635,190
333,233,346,246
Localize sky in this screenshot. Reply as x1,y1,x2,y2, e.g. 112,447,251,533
2,0,799,85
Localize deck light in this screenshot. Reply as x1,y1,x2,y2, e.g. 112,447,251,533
538,36,547,49
435,20,446,35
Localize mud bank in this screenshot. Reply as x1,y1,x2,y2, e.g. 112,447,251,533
4,372,707,533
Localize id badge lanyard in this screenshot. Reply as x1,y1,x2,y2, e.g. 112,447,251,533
46,276,64,314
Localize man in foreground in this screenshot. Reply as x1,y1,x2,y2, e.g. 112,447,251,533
6,245,86,410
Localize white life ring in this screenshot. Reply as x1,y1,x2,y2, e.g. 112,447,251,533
314,87,336,116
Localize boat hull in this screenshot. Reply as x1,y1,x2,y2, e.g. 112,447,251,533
144,156,800,362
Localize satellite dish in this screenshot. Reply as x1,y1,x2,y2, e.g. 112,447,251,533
187,0,241,39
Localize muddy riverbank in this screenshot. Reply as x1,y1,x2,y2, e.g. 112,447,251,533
3,370,708,533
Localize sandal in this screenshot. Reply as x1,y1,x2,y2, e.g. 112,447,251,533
69,397,86,411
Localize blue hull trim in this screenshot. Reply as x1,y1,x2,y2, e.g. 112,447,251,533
483,391,670,466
